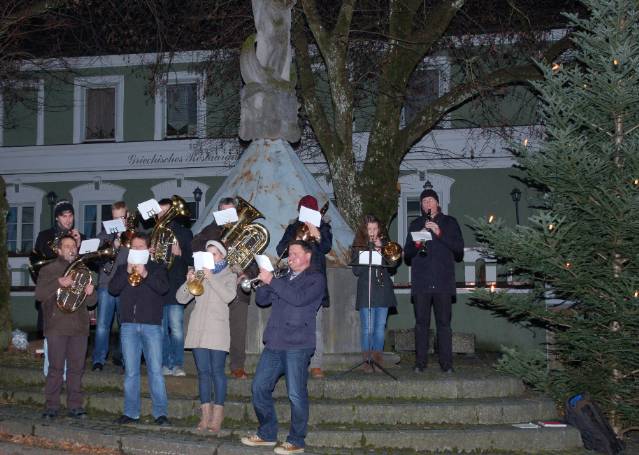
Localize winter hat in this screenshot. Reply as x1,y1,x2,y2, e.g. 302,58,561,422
205,240,227,258
298,195,319,211
419,189,439,204
54,200,74,218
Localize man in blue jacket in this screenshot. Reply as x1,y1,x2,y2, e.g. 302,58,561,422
241,240,325,455
403,189,464,374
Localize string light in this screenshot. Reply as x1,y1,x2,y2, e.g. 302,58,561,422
613,58,619,66
548,223,555,231
523,138,529,147
488,214,495,224
634,290,638,298
551,62,561,73
633,178,638,186
564,262,572,269
490,283,496,293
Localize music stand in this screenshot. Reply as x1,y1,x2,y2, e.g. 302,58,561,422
338,245,397,381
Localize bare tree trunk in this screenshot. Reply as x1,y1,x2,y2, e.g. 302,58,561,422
0,176,12,350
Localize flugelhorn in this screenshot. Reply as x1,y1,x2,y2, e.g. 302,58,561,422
187,269,206,296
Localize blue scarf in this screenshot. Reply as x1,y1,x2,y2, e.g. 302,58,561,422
212,259,227,274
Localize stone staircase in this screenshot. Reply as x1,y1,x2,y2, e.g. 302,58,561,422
0,354,584,454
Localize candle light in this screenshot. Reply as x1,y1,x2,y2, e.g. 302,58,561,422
490,283,496,293
564,262,572,269
548,223,554,231
551,62,561,72
488,214,495,224
613,58,619,66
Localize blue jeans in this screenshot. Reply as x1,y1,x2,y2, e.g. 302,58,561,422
120,323,168,419
92,288,121,365
162,304,184,369
251,348,314,448
192,348,227,405
359,307,389,352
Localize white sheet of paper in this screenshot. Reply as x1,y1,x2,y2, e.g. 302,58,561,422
137,199,161,220
193,251,215,270
103,218,126,234
298,206,321,227
213,207,238,226
128,249,150,265
411,231,433,242
254,254,274,272
79,238,100,254
358,250,382,266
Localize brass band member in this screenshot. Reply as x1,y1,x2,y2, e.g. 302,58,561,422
92,201,129,371
275,195,332,379
31,200,84,336
35,235,96,419
351,215,398,372
192,196,258,380
157,198,193,377
176,240,236,433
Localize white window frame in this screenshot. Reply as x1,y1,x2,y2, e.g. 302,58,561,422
154,71,207,140
5,183,44,255
401,56,451,129
69,182,126,236
0,79,45,146
73,75,124,144
398,172,455,281
150,178,209,224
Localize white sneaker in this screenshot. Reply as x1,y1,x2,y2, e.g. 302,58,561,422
241,434,277,447
172,367,186,377
274,442,304,454
161,367,172,376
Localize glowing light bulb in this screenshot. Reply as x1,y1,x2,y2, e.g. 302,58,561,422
548,223,554,231
565,262,572,269
551,63,560,72
488,214,495,224
634,178,639,185
490,283,496,293
634,290,638,298
523,138,529,147
613,58,619,66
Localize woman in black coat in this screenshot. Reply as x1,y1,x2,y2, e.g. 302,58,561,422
351,214,398,372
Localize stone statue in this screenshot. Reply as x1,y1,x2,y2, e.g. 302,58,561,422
239,0,301,142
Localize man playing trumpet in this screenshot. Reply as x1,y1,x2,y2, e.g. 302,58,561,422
35,235,96,420
109,233,171,426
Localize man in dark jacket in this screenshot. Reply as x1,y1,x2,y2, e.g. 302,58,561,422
157,198,193,377
35,235,96,419
403,189,464,374
276,195,332,379
241,240,325,454
109,233,170,425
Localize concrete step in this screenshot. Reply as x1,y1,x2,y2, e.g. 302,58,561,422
5,387,559,426
0,363,527,401
0,405,584,454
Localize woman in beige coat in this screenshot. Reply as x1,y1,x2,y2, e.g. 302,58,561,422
176,240,236,433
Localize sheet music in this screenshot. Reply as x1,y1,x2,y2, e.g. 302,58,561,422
213,207,239,226
79,238,100,254
254,254,274,272
298,206,321,227
137,199,162,220
193,251,215,270
411,231,433,242
358,250,382,266
103,218,126,234
128,249,150,265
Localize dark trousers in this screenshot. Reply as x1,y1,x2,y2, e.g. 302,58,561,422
229,285,249,371
413,293,453,370
45,334,88,410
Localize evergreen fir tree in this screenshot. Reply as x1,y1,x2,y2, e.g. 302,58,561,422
470,0,639,429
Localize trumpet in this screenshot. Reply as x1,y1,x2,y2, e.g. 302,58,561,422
239,266,289,293
187,270,206,296
128,265,143,287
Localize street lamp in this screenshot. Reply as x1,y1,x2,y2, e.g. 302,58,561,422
510,188,522,225
46,191,58,228
192,187,203,220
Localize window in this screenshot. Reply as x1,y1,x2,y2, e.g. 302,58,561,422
6,205,35,254
166,83,198,138
73,75,124,144
85,87,116,141
154,72,206,140
82,203,113,238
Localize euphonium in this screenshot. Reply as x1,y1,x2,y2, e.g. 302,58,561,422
149,195,190,269
381,238,403,265
187,270,206,296
56,246,116,313
222,197,270,270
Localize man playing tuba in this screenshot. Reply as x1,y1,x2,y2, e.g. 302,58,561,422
35,235,96,420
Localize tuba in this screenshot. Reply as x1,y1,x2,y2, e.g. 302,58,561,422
221,197,270,271
56,246,116,313
149,195,190,269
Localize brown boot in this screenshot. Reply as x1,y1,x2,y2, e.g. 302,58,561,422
208,404,224,433
372,351,384,372
197,403,211,431
362,351,373,374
